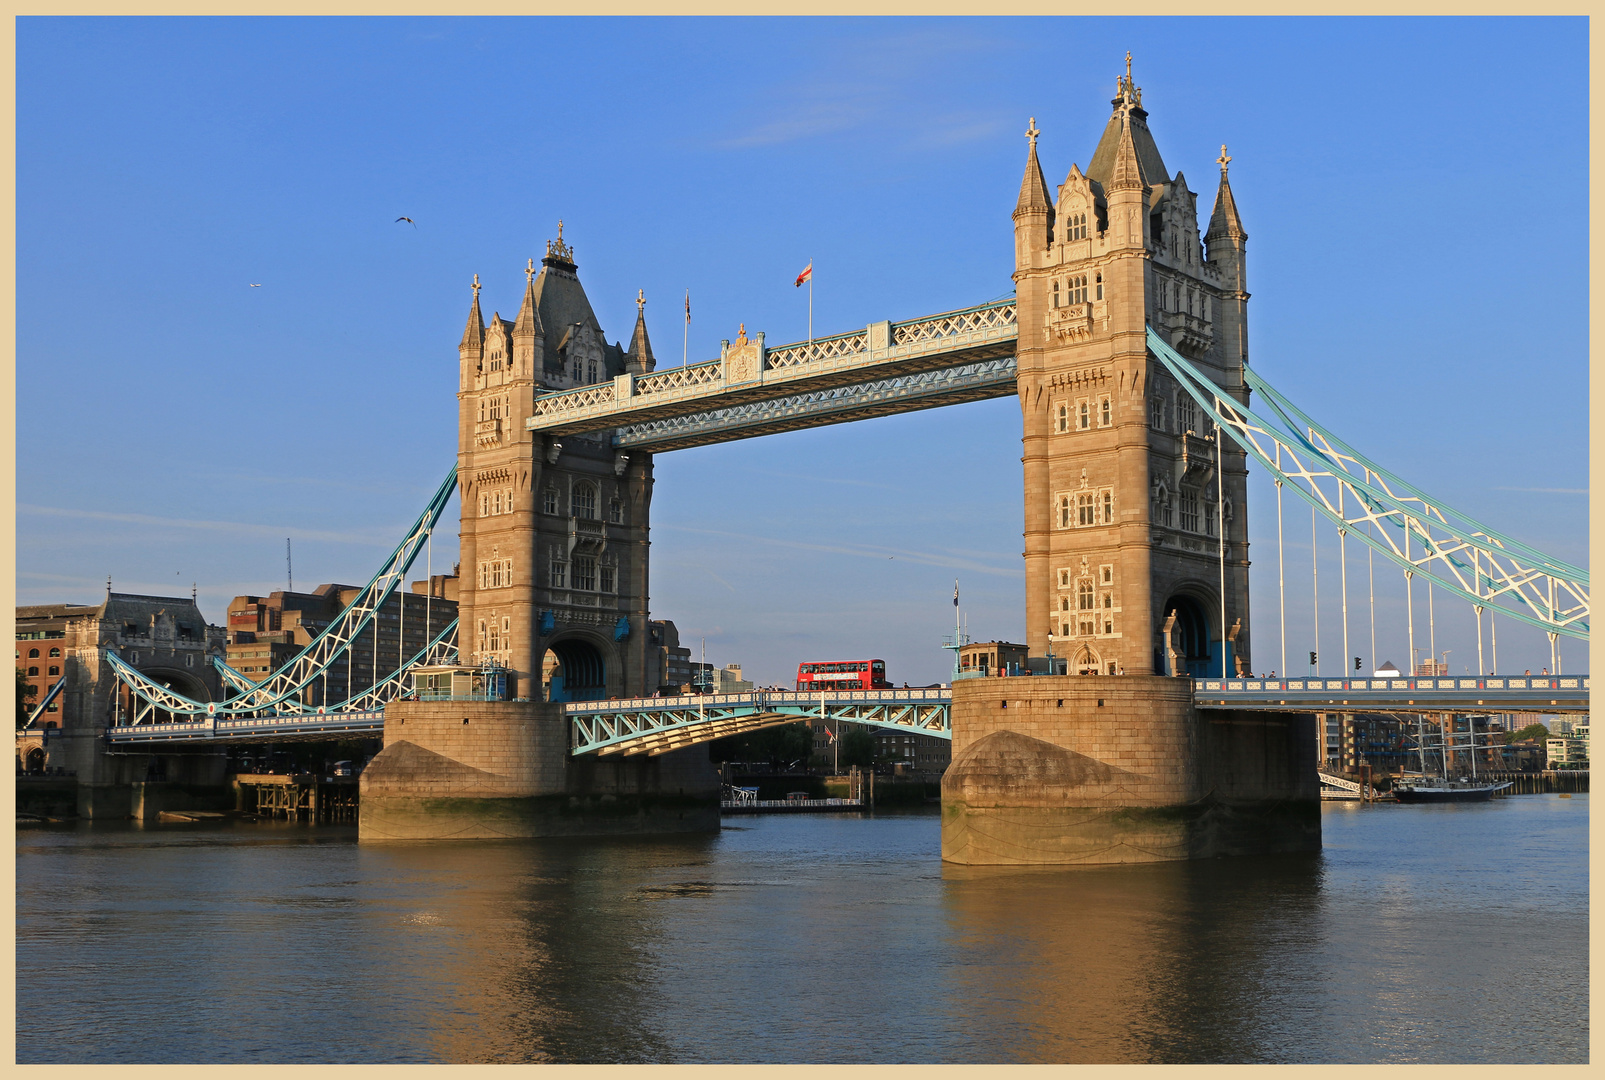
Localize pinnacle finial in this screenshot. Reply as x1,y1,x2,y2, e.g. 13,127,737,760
546,220,575,263
1217,145,1231,175
1026,116,1040,147
1126,50,1132,81
637,289,645,312
526,258,535,282
471,273,481,296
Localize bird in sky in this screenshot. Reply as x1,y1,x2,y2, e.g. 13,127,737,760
248,283,262,287
395,216,416,228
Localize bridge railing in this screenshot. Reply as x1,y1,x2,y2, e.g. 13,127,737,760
1198,676,1588,693
563,687,953,714
529,298,1019,425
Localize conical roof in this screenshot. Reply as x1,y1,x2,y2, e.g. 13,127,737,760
513,271,544,338
459,280,485,351
627,296,654,371
1207,153,1247,241
1015,120,1053,216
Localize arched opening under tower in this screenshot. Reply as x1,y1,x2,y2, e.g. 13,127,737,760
1162,594,1218,679
541,638,607,703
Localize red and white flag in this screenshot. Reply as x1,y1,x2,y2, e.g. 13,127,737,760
794,261,812,288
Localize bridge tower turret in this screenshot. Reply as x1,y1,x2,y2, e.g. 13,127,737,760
1013,61,1252,678
454,228,656,703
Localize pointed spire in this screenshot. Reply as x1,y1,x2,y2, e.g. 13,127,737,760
1206,144,1246,242
626,289,655,374
1108,114,1145,192
1014,116,1053,217
513,258,543,338
459,274,485,351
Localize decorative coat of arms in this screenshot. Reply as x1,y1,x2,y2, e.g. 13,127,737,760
723,323,763,385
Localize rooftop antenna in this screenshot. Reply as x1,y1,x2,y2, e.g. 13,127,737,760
106,575,112,599
286,538,293,593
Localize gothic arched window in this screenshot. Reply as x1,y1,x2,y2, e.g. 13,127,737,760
573,483,598,520
1078,581,1094,611
1059,495,1071,529
1057,403,1068,432
1100,396,1112,427
1102,491,1113,523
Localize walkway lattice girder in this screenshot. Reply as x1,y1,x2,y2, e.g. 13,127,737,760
613,357,1018,452
1148,328,1589,641
567,690,953,757
527,300,1018,441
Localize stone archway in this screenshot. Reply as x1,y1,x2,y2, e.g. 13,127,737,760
25,747,45,775
1162,594,1215,678
541,636,609,703
1072,643,1103,676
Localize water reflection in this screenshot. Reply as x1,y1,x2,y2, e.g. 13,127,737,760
938,855,1323,1062
15,801,1588,1064
351,835,721,1063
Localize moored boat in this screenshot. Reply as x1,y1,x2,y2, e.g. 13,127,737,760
1392,777,1513,803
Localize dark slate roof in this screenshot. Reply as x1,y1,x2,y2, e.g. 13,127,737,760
532,265,604,357
1086,105,1169,190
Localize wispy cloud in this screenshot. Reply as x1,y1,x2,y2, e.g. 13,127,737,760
19,504,394,546
657,522,1018,577
1493,487,1588,495
712,26,1009,151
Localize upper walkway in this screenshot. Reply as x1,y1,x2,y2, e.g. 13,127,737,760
526,299,1018,451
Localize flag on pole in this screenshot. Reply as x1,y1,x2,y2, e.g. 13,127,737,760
794,261,812,288
954,581,960,607
684,290,690,323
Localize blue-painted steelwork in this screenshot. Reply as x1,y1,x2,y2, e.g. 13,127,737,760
1193,674,1590,715
104,709,386,746
23,677,66,729
1147,328,1589,641
107,468,460,721
567,688,951,757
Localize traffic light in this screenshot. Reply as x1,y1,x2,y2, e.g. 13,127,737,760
1354,656,1363,671
1308,651,1317,667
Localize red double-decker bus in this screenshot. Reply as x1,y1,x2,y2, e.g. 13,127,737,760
795,659,890,692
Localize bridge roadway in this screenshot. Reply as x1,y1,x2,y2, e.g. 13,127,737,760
101,677,1588,753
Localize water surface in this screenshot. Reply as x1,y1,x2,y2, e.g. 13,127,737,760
15,796,1588,1063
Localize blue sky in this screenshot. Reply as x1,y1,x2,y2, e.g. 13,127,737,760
16,16,1588,684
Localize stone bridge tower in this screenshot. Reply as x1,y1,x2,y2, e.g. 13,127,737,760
455,226,658,701
1013,62,1252,679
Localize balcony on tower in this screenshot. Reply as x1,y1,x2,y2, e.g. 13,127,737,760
1157,307,1213,357
475,418,503,446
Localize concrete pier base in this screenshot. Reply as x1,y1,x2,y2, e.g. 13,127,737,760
358,699,720,841
941,676,1319,865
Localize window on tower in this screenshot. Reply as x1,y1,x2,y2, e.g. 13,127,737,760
573,555,597,592
1077,492,1095,526
1057,403,1068,432
1079,402,1091,430
1078,581,1094,611
1066,213,1088,241
1100,396,1112,427
1102,491,1113,523
1059,495,1071,529
1095,272,1103,300
1175,394,1197,435
1180,488,1202,534
543,488,558,515
1052,280,1060,308
573,483,597,520
609,497,623,524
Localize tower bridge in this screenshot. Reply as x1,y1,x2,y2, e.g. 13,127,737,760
88,61,1586,859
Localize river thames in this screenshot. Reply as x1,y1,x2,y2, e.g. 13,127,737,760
16,795,1587,1063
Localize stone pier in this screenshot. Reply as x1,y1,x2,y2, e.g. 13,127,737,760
358,699,720,841
941,675,1319,865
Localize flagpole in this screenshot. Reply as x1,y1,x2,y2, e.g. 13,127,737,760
808,258,813,346
683,289,689,367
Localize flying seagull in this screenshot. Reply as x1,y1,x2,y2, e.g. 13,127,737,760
248,283,262,287
395,216,416,228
